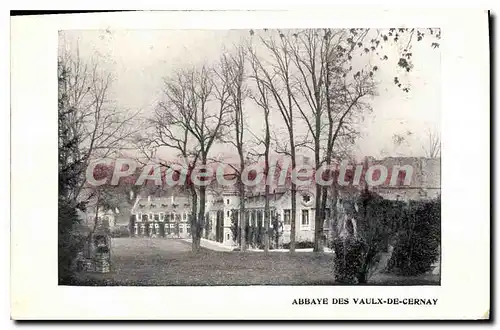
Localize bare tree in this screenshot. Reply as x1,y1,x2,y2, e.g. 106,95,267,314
423,129,441,158
151,65,231,251
58,48,139,208
215,47,250,251
251,29,376,252
247,46,274,252
248,32,300,252
285,29,328,253
58,45,139,280
320,32,378,252
281,27,439,251
139,96,201,251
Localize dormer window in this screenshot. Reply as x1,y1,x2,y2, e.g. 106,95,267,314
161,203,168,208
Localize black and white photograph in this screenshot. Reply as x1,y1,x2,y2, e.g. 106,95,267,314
58,27,442,287
10,9,490,320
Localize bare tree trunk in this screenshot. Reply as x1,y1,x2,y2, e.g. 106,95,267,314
314,184,323,252
263,162,270,253
290,148,297,253
197,185,206,251
320,185,329,244
313,135,323,252
196,155,209,251
190,188,199,252
263,100,271,253
328,184,338,240
92,189,101,233
238,174,246,251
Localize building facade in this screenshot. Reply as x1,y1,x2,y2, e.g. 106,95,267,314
128,157,440,245
130,195,192,238
204,186,327,246
365,157,441,201
202,156,441,247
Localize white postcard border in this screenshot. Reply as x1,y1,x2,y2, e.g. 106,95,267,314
10,9,490,320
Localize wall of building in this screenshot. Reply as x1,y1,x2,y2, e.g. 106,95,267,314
129,157,440,245
131,196,192,239
367,157,441,201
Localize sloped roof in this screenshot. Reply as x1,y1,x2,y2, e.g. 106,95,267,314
132,195,191,213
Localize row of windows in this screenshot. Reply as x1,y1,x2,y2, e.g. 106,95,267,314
282,209,311,226
136,223,191,234
137,223,191,228
242,209,310,226
282,209,330,226
233,208,330,227
135,212,191,222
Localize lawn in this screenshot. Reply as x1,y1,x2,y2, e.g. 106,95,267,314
69,237,439,286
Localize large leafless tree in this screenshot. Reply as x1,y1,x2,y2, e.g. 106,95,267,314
247,45,274,252
248,32,303,252
215,47,251,251
148,65,231,251
58,47,139,209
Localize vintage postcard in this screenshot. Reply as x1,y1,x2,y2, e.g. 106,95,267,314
10,9,490,320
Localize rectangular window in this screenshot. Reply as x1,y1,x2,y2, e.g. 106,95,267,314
301,210,309,226
159,212,165,221
136,213,141,222
179,226,184,234
154,213,159,221
166,213,171,222
284,209,291,225
226,199,230,205
175,214,181,222
227,210,230,218
183,213,187,221
142,214,148,222
149,213,153,221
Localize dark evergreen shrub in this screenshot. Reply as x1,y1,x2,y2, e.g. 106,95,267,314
58,198,86,284
333,237,365,284
388,198,441,276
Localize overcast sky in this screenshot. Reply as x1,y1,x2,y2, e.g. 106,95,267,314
59,29,441,160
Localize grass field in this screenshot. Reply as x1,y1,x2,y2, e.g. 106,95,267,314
69,237,439,286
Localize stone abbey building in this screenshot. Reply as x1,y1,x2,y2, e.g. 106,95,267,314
129,157,440,245
130,195,192,238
